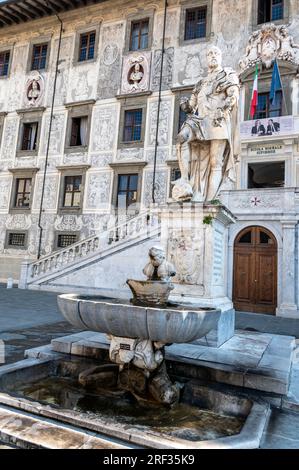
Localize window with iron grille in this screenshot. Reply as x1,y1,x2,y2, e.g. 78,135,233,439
14,178,32,208
63,175,82,208
184,7,207,41
57,233,78,248
0,51,10,77
70,116,88,147
130,19,149,51
258,0,284,24
21,122,39,151
254,91,283,120
123,109,143,142
31,43,48,70
117,174,139,208
7,232,26,247
78,31,96,62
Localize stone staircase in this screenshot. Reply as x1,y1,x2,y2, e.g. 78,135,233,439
19,210,160,292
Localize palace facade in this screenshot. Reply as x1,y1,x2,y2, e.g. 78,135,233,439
0,0,299,318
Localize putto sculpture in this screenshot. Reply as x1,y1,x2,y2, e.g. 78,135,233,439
173,46,240,202
143,246,176,282
127,246,176,307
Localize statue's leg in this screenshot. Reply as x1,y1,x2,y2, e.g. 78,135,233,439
176,129,190,181
192,142,210,201
206,139,227,201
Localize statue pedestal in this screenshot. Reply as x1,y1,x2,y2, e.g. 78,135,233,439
160,202,236,347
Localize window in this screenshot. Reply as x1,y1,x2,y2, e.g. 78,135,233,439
248,162,285,188
78,31,96,62
254,92,282,120
14,178,32,208
63,176,82,208
123,109,142,142
21,122,39,151
130,19,149,51
57,233,78,248
70,116,88,147
0,51,10,77
31,43,48,70
184,7,207,41
117,174,139,208
65,101,93,152
8,232,26,248
258,0,284,24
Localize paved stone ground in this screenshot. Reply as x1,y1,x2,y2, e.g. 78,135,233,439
0,284,80,364
261,410,299,448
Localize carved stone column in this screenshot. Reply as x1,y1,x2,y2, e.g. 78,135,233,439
278,220,299,318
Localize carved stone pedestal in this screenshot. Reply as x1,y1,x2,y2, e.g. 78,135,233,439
160,202,236,347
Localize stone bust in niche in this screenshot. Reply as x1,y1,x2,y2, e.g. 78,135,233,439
129,61,144,91
27,79,41,105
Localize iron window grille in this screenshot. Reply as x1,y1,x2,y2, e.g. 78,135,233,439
57,234,78,248
8,232,26,247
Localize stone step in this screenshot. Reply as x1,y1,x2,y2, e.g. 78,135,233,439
0,405,137,449
44,329,296,396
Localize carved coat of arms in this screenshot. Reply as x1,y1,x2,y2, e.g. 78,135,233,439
239,24,299,70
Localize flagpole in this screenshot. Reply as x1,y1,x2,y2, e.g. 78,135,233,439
275,60,288,115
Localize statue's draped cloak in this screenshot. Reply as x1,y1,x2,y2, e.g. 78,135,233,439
183,67,240,195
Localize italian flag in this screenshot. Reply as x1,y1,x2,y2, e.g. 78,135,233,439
250,64,259,119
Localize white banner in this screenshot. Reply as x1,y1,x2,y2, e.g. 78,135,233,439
240,116,294,139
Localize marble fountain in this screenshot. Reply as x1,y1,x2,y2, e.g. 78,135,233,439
0,247,270,449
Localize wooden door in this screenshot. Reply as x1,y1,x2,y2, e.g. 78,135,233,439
233,226,277,314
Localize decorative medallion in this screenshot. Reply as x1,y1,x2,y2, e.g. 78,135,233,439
26,71,44,106
121,52,151,95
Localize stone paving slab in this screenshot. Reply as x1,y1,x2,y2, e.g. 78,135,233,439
0,406,135,449
49,329,295,395
261,409,299,449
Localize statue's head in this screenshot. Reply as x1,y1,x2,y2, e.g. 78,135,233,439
149,246,165,267
280,25,287,37
135,62,141,71
207,46,222,70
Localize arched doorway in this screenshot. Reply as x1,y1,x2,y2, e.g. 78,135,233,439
233,226,277,314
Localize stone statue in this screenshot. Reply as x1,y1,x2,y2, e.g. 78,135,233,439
277,25,299,62
173,46,240,202
143,246,176,282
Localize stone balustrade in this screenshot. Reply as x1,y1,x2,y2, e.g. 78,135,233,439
26,211,160,285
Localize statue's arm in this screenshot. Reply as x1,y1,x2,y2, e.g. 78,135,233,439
180,91,197,114
223,84,239,111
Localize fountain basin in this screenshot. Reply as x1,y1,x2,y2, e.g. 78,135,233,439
0,355,270,449
58,294,220,344
127,279,174,307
